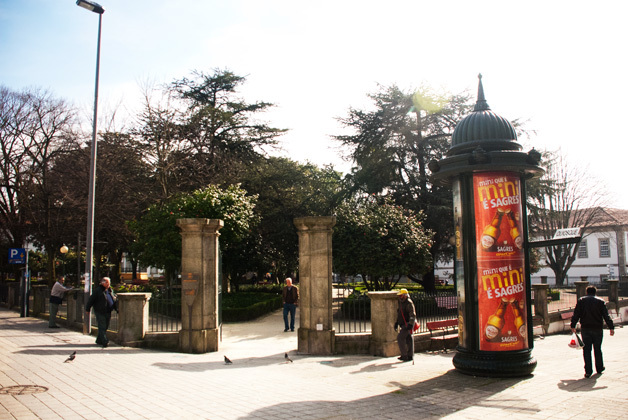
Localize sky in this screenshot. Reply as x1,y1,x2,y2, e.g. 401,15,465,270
2,0,628,208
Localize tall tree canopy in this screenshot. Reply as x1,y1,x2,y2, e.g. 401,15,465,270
133,69,287,200
334,84,474,277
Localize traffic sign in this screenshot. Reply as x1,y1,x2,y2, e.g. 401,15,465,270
8,248,26,264
553,227,581,239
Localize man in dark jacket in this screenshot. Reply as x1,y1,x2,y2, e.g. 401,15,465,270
570,286,615,378
85,277,118,348
395,289,416,362
282,277,299,332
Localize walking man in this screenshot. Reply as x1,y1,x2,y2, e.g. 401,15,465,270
395,289,416,362
85,277,118,347
282,277,299,332
570,286,615,378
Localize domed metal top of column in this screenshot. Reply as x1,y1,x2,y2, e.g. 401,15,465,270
449,74,520,155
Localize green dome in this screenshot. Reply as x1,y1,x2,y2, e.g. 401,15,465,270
450,75,520,154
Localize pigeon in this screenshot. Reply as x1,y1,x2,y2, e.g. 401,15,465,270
224,355,233,364
64,351,76,363
284,353,293,363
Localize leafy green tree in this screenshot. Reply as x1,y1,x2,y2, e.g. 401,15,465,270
236,157,344,285
333,197,433,291
129,184,258,285
334,84,474,285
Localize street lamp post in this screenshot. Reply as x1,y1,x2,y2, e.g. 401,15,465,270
60,245,69,277
76,0,105,335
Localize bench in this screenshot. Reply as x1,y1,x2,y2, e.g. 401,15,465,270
560,312,574,332
426,319,458,352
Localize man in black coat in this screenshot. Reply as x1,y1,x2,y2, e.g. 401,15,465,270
570,286,615,378
85,277,118,348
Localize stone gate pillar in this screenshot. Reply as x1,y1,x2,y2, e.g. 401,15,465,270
606,279,619,311
575,280,589,299
117,292,151,345
368,291,399,356
294,216,336,355
177,218,223,353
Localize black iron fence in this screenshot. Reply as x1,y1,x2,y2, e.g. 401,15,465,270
148,286,181,332
333,285,370,333
333,285,458,334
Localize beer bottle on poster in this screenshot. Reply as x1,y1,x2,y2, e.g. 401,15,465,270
510,299,526,338
481,208,504,250
484,298,508,341
505,209,523,249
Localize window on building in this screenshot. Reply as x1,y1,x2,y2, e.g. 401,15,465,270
578,240,588,258
599,238,611,258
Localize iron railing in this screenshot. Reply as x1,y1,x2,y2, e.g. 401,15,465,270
333,285,458,334
148,286,181,332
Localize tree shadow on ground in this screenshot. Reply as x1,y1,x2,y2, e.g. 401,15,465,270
236,369,537,419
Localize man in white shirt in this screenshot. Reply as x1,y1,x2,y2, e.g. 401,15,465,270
49,276,72,328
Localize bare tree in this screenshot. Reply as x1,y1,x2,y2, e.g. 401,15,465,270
0,86,31,250
527,150,610,286
132,81,186,201
0,86,79,283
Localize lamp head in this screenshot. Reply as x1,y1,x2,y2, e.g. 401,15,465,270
76,0,105,14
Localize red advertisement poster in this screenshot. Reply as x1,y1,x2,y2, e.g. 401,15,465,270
474,172,528,351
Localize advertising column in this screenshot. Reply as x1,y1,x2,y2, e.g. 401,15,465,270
474,172,528,352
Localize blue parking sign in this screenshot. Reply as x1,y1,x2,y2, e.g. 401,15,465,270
8,248,26,264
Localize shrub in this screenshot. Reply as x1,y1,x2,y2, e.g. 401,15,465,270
548,289,561,302
222,292,282,321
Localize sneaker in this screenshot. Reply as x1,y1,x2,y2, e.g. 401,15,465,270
284,329,289,332
290,329,294,332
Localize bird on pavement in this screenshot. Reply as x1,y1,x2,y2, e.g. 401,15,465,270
224,355,233,364
64,351,76,363
284,353,293,363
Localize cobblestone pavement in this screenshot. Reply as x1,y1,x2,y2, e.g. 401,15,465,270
0,307,626,419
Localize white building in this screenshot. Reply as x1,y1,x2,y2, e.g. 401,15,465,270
531,208,628,286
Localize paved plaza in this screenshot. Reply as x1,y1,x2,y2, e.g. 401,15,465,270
0,306,626,420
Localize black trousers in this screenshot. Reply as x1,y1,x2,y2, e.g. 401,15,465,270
581,328,604,375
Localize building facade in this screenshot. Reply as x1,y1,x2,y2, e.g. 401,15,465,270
531,208,628,286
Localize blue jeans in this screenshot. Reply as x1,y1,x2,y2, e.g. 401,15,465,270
581,328,604,375
283,303,296,331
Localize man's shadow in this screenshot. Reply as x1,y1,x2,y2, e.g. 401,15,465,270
557,373,608,392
